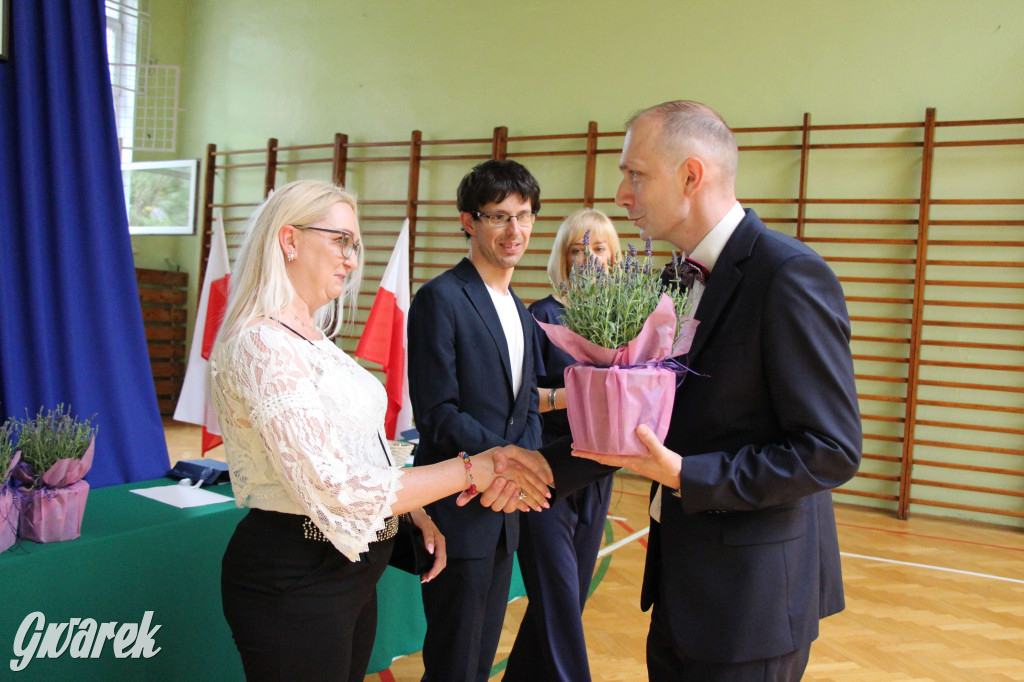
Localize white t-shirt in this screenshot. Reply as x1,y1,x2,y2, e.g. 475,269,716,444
487,286,525,399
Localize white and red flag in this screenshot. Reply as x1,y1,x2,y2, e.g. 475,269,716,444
174,209,230,454
355,219,413,440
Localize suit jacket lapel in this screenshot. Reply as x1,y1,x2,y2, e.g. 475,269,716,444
687,211,763,362
454,258,514,388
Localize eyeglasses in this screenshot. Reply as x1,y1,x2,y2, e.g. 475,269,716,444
293,225,361,259
472,211,537,228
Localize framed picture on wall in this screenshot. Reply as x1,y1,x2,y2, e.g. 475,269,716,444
122,159,200,235
1,0,9,61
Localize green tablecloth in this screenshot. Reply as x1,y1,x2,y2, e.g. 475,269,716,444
0,478,525,680
1,478,245,680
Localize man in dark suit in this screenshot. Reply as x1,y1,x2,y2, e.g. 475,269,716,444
408,159,544,682
480,101,862,681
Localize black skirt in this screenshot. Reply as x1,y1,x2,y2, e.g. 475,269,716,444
221,508,394,682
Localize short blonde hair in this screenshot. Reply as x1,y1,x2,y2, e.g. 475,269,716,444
547,208,621,288
217,179,361,342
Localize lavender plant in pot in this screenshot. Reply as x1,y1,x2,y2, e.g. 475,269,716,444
534,237,699,456
13,405,97,543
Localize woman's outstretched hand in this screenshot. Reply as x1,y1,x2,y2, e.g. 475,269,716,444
455,446,553,512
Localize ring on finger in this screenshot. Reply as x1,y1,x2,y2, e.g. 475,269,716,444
518,490,527,501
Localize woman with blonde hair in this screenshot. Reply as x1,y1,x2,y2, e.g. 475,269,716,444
505,208,621,681
210,179,551,681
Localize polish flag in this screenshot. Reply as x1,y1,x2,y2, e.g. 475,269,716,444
174,209,230,454
355,219,413,440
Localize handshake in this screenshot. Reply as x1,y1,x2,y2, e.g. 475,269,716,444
453,424,681,513
455,445,555,513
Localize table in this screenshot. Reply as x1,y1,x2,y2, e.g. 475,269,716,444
0,479,525,680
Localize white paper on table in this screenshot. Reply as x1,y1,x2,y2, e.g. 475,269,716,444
131,485,234,509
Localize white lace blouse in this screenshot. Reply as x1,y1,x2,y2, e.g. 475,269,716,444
210,324,403,561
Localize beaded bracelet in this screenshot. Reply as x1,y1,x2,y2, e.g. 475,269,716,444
458,451,477,495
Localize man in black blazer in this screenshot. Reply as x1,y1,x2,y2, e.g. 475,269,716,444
480,102,862,681
408,159,544,682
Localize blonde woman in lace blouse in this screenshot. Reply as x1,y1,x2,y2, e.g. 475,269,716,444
210,180,552,682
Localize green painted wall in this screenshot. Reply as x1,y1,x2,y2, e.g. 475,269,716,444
171,0,1024,144
139,0,1024,525
145,0,1023,321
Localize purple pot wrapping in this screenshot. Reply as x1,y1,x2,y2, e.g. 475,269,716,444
564,364,677,455
0,489,17,553
18,479,90,543
0,452,20,553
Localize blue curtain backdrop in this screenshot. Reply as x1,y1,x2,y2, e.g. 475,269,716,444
0,0,169,487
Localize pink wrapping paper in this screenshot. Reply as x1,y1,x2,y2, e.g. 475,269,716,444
15,438,95,544
537,295,698,368
0,490,17,553
564,365,677,455
41,437,94,487
535,294,699,456
0,452,19,553
18,479,90,543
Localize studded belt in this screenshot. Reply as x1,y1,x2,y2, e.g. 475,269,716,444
301,515,398,543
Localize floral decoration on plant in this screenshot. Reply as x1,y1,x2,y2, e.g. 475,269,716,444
559,235,691,350
14,404,97,489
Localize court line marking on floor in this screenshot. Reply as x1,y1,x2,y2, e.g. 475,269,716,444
597,527,650,558
594,529,1024,585
841,552,1024,584
597,516,1024,586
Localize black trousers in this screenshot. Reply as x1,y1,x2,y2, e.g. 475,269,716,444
221,508,393,682
420,530,514,682
505,476,614,682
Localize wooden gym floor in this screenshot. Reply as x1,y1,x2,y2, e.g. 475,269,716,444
165,420,1024,681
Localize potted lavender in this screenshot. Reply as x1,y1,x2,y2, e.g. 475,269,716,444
13,405,96,543
535,237,698,455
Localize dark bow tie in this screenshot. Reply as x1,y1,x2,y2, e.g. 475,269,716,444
662,257,709,290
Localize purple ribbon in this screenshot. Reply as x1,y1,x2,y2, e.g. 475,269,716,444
582,356,704,387
10,461,35,487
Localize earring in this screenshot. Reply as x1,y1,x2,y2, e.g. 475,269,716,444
287,251,296,262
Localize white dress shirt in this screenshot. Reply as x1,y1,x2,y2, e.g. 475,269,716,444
651,202,746,522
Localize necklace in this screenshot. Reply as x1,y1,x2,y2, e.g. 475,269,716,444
269,317,315,346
